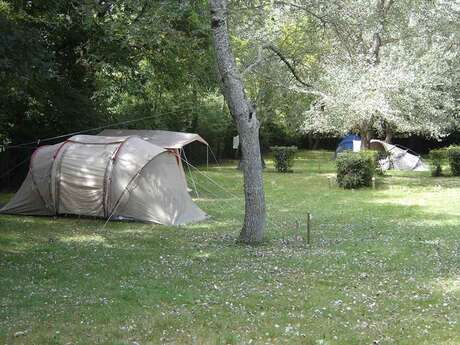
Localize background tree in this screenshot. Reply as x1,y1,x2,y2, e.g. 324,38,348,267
278,0,460,146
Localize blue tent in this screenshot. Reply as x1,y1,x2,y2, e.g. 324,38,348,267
335,134,360,156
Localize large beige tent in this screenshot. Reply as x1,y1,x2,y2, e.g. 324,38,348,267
0,135,207,225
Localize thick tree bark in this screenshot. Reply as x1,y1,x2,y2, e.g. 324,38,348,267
360,125,373,149
209,0,266,244
384,124,393,143
237,142,265,170
369,0,393,65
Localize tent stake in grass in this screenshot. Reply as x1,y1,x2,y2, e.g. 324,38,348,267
306,212,312,246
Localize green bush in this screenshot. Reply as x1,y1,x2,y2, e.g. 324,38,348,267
429,148,448,177
448,146,460,176
336,151,375,189
270,146,298,172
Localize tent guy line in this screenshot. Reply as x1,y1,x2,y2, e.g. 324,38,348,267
179,157,285,231
5,105,199,149
0,156,30,180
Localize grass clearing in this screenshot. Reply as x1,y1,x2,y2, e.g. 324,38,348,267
1,150,460,344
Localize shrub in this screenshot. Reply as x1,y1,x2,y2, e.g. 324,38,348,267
336,151,375,189
270,146,298,172
429,148,448,177
448,146,460,176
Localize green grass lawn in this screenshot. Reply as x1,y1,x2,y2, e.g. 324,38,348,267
1,150,460,344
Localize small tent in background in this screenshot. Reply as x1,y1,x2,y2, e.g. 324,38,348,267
370,139,429,172
335,134,361,157
0,135,208,225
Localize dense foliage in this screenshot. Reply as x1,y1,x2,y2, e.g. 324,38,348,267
0,0,106,146
0,0,458,155
336,151,376,189
270,146,298,172
0,0,233,151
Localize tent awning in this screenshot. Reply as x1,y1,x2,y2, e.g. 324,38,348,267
98,129,208,149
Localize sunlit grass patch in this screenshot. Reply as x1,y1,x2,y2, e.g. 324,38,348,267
435,276,460,294
59,234,110,246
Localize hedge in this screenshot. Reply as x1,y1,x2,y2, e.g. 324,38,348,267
429,148,448,177
448,146,460,176
336,151,376,189
270,146,298,173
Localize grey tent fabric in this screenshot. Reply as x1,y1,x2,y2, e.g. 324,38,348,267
98,129,208,149
0,135,207,225
370,139,429,172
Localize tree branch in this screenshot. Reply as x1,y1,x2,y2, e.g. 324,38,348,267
264,44,313,88
133,1,150,23
257,73,326,98
369,0,394,65
241,42,314,89
274,1,329,26
242,45,265,77
274,1,355,61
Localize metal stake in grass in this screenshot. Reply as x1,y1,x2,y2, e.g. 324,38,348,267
306,212,312,246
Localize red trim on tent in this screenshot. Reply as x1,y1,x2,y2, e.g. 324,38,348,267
53,140,70,160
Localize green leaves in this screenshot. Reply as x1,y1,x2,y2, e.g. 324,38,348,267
336,151,376,189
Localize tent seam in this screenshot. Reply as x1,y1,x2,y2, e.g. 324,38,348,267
103,150,167,225
102,137,132,218
53,142,72,215
28,146,53,212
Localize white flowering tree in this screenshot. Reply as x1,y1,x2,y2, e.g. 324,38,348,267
292,0,460,147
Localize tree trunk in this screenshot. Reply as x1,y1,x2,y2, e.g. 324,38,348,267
209,0,266,244
360,127,372,149
384,127,393,143
237,140,265,170
313,137,320,150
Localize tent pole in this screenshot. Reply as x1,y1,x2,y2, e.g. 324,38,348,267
183,149,199,198
206,146,209,171
101,154,158,233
